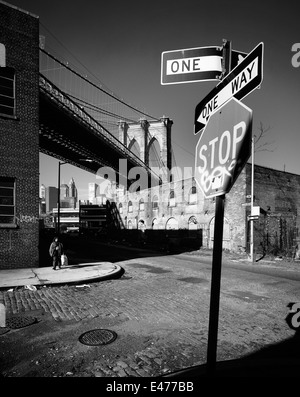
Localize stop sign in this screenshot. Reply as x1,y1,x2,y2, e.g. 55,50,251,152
194,97,252,198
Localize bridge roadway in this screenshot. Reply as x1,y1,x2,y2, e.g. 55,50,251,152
39,75,160,184
1,243,299,377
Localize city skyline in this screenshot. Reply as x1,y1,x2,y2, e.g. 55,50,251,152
9,0,300,200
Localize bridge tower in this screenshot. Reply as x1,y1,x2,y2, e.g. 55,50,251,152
118,117,173,184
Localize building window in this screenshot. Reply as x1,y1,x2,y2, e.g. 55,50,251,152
128,201,133,213
188,216,198,230
188,186,197,204
139,199,144,212
166,217,178,230
0,177,15,225
119,203,123,214
152,218,158,230
0,43,6,67
138,219,145,231
168,191,176,207
0,66,16,117
152,195,158,210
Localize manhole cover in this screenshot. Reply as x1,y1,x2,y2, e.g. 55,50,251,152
6,316,37,329
78,329,117,346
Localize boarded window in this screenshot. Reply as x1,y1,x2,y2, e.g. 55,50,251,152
152,195,158,209
188,186,197,204
168,191,176,207
139,199,144,211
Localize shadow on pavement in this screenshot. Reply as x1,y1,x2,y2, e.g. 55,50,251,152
163,329,300,377
38,232,201,268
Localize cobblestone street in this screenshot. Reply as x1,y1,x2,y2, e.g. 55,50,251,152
1,252,299,377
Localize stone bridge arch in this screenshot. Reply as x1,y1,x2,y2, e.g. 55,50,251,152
118,117,173,182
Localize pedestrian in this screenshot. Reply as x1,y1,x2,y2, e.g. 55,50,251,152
49,236,64,270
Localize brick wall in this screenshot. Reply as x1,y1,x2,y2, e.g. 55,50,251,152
114,163,300,256
245,164,300,256
0,3,40,269
115,173,248,252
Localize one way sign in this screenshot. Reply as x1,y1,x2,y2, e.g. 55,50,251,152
194,42,263,135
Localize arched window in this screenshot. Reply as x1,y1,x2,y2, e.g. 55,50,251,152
152,218,158,229
128,220,133,229
152,195,158,210
128,201,133,213
188,216,198,230
139,198,144,211
138,219,145,231
119,203,123,214
166,217,178,230
128,139,140,158
209,216,230,241
168,191,176,207
188,186,197,204
147,138,161,169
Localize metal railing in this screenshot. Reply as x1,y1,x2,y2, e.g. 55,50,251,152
39,74,160,181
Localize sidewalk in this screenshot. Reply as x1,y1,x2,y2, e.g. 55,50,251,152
0,262,123,290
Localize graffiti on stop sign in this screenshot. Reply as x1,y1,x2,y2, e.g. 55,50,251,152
194,97,253,199
197,120,248,193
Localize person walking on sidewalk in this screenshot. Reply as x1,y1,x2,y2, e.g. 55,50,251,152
49,236,64,270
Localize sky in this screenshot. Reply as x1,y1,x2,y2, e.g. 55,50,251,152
8,0,300,200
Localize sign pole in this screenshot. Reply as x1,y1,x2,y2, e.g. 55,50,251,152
206,39,230,376
250,134,255,263
206,194,225,375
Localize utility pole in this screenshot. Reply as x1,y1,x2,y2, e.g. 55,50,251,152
57,161,67,235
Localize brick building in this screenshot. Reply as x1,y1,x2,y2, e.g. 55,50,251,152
0,1,299,271
0,2,40,269
114,163,300,257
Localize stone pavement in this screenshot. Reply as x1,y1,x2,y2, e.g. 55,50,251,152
1,252,299,377
0,262,122,290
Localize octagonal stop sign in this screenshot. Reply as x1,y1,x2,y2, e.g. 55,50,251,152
195,97,253,198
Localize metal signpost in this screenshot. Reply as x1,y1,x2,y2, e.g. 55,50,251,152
194,97,253,375
161,40,263,376
194,42,263,135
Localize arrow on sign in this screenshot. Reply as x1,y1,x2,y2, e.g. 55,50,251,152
161,46,223,85
194,42,263,135
231,49,248,70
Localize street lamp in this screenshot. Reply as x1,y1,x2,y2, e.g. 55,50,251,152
57,161,68,235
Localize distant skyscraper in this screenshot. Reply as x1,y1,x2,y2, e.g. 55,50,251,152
45,186,58,213
60,178,78,209
39,184,46,214
60,183,69,198
40,184,46,200
89,183,98,204
69,177,77,201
